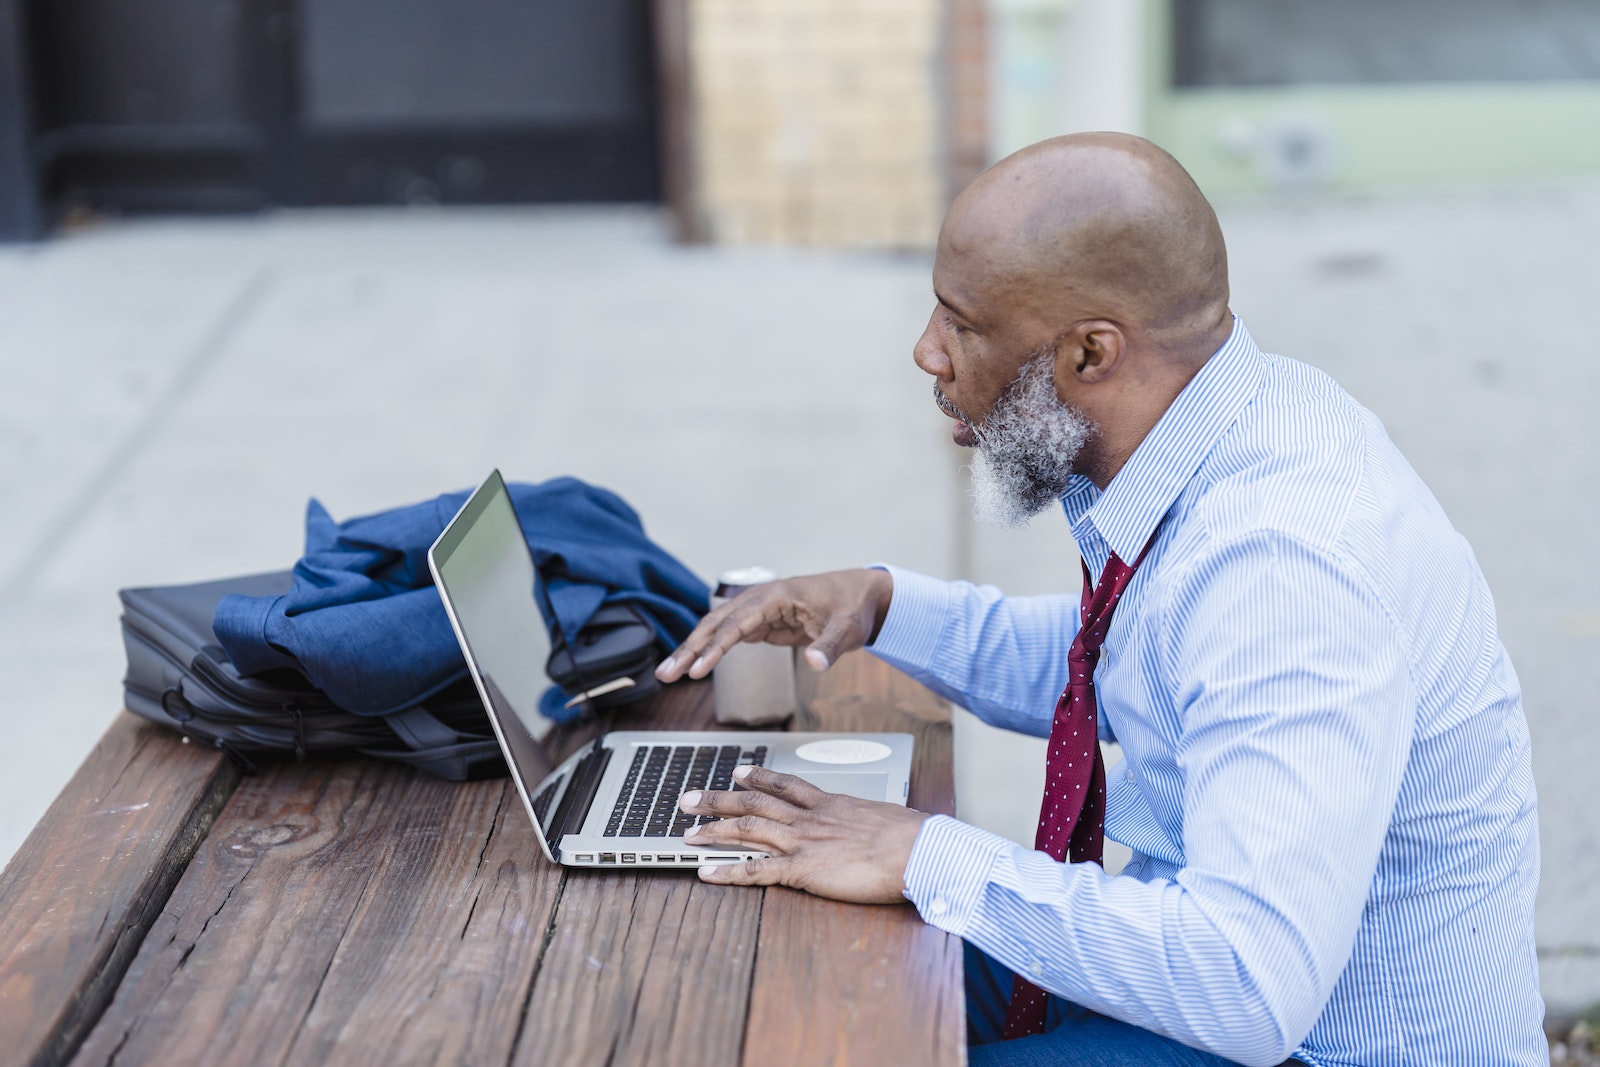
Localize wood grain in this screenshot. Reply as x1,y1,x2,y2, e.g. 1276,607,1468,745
811,650,955,725
68,679,727,1067
0,713,241,1067
742,887,966,1067
515,871,761,1067
740,651,965,1067
70,760,563,1067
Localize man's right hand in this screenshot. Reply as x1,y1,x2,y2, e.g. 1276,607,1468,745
654,568,894,682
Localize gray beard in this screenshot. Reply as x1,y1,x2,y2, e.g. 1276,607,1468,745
948,351,1096,528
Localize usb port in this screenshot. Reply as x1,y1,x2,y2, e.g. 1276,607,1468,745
576,854,595,863
679,855,699,863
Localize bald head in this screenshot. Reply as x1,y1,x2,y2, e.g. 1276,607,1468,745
916,134,1236,489
941,133,1230,355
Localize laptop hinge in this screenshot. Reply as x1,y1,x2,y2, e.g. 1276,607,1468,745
549,740,612,844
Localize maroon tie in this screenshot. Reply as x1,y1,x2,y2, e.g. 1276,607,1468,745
1001,539,1154,1040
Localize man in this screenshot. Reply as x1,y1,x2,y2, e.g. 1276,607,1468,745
654,134,1544,1066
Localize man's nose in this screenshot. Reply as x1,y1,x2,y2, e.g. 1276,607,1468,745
913,313,952,380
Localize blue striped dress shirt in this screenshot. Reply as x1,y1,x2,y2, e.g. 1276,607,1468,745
872,320,1544,1066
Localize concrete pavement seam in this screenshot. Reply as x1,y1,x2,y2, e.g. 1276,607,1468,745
0,267,276,606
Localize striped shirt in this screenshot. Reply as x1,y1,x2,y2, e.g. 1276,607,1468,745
873,320,1545,1067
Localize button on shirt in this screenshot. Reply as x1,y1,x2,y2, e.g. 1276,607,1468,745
871,321,1544,1067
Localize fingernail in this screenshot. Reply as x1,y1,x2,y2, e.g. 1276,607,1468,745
698,865,718,878
691,656,709,675
680,791,702,810
657,656,676,676
732,765,752,780
684,824,701,839
805,649,829,671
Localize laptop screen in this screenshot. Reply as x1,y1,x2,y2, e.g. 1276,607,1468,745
428,470,565,845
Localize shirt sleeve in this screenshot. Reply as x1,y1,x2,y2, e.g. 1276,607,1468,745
864,564,1082,738
898,534,1416,1067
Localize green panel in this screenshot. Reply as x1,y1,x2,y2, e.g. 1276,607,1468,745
1144,0,1600,197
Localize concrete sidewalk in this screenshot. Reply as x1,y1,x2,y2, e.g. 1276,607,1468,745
1,190,1595,1012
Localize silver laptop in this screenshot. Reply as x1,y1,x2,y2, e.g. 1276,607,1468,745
427,470,914,869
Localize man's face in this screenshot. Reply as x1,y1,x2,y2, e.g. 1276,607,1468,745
913,265,1041,447
915,238,1098,526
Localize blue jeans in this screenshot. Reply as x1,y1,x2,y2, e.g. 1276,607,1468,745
965,943,1268,1067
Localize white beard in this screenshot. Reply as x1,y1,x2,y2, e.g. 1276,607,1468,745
965,352,1096,528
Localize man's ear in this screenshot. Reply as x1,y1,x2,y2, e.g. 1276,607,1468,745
1059,321,1125,385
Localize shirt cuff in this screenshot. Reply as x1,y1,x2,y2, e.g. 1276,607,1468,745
864,564,951,671
902,814,1012,936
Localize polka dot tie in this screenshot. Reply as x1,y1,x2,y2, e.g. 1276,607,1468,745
1001,538,1155,1040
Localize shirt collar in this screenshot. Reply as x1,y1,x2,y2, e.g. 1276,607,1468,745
1062,316,1265,562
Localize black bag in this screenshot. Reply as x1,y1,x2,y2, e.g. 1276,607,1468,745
120,571,506,780
543,600,662,711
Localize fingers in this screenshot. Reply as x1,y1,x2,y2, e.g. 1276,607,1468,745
804,611,863,672
684,813,798,853
677,767,830,854
655,570,896,684
655,601,751,682
800,569,894,670
677,777,800,857
697,855,784,886
655,591,792,682
678,766,825,821
732,764,831,807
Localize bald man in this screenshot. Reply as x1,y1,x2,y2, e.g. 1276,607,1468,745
656,135,1544,1066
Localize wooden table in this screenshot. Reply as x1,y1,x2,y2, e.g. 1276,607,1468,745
0,652,964,1067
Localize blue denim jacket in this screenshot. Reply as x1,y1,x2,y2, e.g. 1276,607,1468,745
213,478,708,719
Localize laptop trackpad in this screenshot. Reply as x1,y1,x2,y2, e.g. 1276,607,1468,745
793,771,891,803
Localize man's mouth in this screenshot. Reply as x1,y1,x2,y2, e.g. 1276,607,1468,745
933,387,978,448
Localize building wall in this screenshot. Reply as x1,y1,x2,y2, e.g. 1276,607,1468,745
943,0,990,202
687,0,945,248
1148,0,1600,196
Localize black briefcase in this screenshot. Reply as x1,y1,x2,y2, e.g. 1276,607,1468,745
119,571,506,780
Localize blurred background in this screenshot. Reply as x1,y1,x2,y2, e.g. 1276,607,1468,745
2,0,1597,1037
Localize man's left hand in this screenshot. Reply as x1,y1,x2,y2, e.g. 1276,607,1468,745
678,765,931,904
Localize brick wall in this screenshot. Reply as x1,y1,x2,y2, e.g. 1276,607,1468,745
688,0,979,249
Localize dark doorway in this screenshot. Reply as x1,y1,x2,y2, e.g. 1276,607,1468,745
22,0,660,220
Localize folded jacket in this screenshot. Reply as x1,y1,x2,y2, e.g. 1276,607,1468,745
213,477,709,716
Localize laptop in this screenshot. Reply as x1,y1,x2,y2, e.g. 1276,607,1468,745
427,470,914,869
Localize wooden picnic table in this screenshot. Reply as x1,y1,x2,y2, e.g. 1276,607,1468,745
0,652,963,1067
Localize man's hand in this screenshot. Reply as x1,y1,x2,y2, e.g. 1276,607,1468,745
678,765,929,904
655,568,894,682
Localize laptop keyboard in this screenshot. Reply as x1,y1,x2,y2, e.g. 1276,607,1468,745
604,743,768,838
